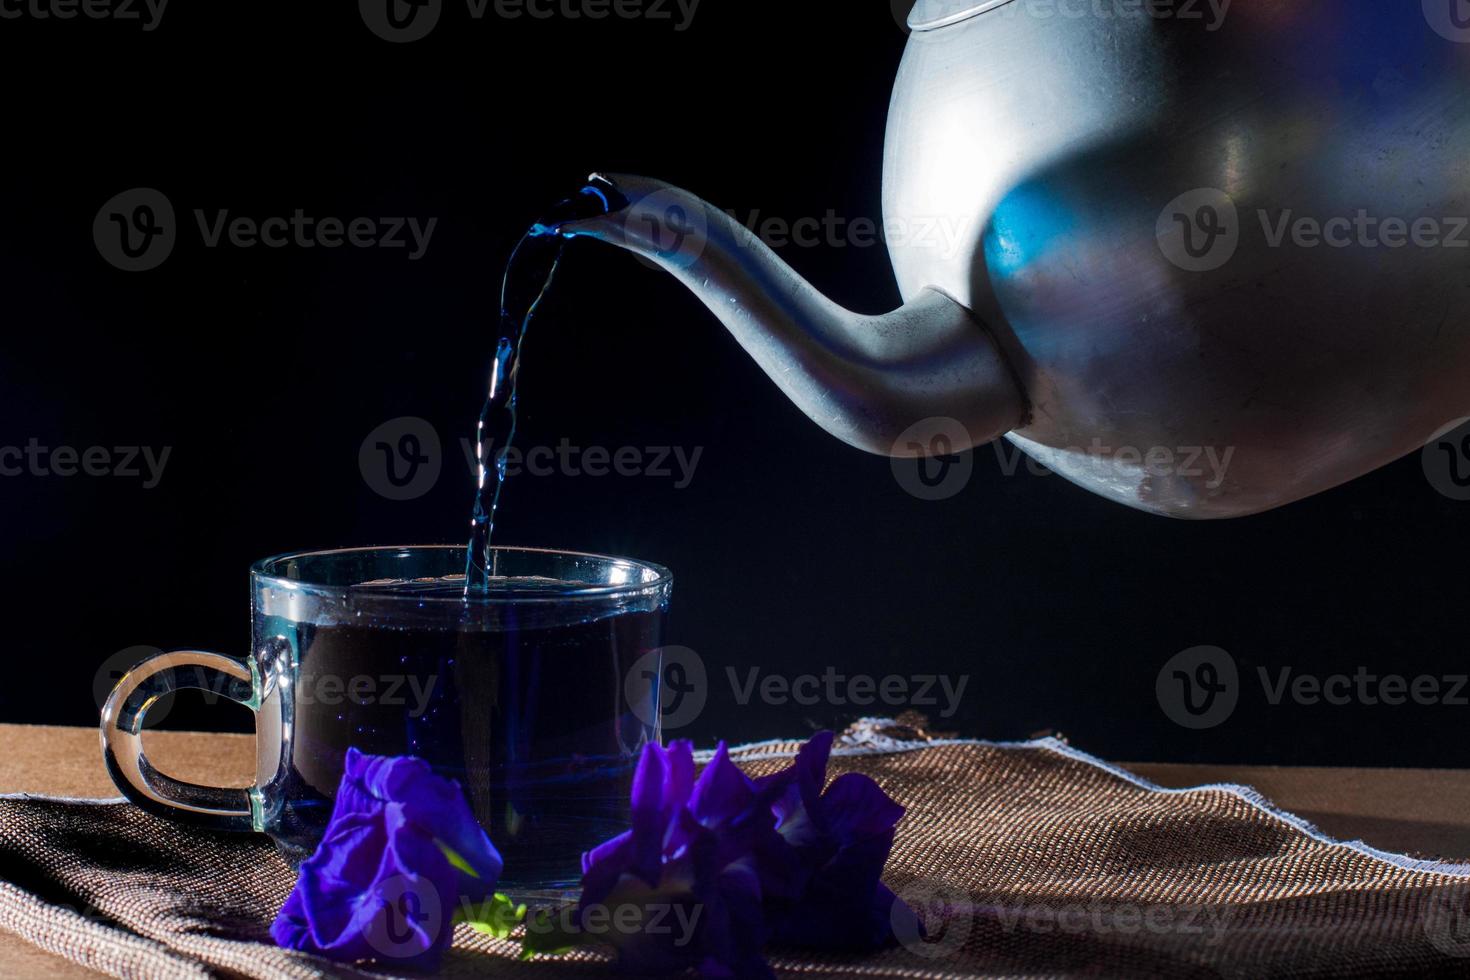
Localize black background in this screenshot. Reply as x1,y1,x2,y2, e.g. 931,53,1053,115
0,1,1466,766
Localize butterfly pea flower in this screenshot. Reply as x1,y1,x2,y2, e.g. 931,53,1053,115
270,748,504,970
757,731,919,951
564,740,797,979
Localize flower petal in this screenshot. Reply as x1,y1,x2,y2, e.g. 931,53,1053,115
818,773,905,843
271,750,504,970
375,758,504,898
689,744,756,830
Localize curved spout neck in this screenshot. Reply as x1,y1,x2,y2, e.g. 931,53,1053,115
560,173,1028,457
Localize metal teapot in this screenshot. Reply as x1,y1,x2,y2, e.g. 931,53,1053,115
566,1,1470,518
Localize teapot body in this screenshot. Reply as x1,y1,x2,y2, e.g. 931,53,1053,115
884,2,1470,516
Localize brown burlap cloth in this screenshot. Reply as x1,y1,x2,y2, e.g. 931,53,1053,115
5,721,1470,979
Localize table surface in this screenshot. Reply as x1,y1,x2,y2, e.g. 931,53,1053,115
4,724,1470,978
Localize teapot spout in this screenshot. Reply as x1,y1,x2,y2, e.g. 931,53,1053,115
561,173,1028,457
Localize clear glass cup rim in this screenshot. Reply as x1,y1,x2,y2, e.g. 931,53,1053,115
250,544,674,605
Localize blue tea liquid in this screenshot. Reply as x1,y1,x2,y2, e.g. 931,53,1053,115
259,582,663,890
256,181,657,889
464,179,626,593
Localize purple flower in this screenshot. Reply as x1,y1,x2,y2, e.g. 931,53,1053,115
758,731,918,951
270,748,503,970
566,740,795,979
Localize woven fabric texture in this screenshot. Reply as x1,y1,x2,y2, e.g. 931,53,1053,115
4,725,1470,979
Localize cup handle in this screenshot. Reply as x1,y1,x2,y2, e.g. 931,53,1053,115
100,649,261,832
